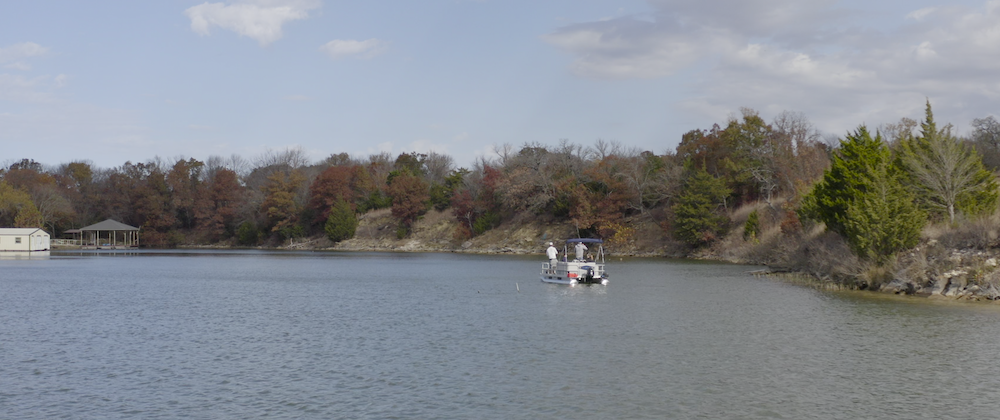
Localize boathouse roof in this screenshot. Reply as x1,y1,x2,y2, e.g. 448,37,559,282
79,219,139,231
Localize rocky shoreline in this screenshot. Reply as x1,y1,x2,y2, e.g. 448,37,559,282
278,237,1000,303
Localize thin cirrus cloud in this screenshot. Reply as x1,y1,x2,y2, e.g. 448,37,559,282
319,39,387,59
543,0,1000,133
0,42,64,103
0,42,48,70
542,0,850,80
541,20,713,79
184,0,320,46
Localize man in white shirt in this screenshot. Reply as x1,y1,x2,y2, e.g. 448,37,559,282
546,242,558,272
575,241,588,261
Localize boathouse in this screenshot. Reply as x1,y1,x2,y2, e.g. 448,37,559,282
73,219,140,249
0,228,51,252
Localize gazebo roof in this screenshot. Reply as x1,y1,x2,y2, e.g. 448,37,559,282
79,219,140,232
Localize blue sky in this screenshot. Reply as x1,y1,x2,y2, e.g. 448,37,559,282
2,0,998,169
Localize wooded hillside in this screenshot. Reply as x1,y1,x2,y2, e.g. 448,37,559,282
4,103,1000,271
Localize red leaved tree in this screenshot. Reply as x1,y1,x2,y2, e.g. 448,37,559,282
387,172,429,233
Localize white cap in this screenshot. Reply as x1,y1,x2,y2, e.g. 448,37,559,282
548,242,553,246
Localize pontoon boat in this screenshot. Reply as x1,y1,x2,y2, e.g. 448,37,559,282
541,238,609,286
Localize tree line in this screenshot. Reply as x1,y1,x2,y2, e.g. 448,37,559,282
1,102,998,266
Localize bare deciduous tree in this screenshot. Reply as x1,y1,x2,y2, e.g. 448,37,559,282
971,116,1000,170
879,117,918,146
900,102,998,222
423,151,454,185
971,116,1000,150
255,147,310,169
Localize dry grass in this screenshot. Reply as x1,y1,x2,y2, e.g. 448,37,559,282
707,200,800,265
353,208,398,241
728,199,786,227
892,243,944,288
925,213,1000,249
778,228,861,282
858,259,896,289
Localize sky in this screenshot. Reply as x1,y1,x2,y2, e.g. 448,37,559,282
2,0,999,170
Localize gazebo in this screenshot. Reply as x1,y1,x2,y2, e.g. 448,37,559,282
73,219,140,249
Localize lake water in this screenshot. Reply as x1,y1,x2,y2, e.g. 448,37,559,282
2,250,1000,419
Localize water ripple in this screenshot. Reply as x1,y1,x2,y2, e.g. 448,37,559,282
2,252,1000,418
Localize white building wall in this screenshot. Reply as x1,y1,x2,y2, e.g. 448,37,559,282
0,229,51,252
31,233,50,251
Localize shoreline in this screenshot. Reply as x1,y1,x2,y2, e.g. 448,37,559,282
59,242,1000,304
52,206,1000,304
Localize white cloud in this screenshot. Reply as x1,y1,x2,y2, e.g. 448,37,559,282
0,74,57,103
472,144,497,160
0,42,48,72
545,0,1000,135
906,7,937,21
0,42,48,64
4,62,32,71
184,0,320,46
0,42,64,103
542,1,849,80
646,0,845,38
541,20,715,79
408,139,450,155
0,103,151,166
319,39,387,59
366,141,394,155
0,42,156,167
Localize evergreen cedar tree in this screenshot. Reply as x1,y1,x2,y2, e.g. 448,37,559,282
325,197,358,243
671,166,731,246
801,126,926,262
1,103,994,254
802,102,998,263
743,209,760,242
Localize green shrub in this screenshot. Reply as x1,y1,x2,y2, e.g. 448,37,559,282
672,167,731,246
325,198,358,243
429,183,452,211
359,190,392,213
236,221,260,246
473,211,500,235
279,224,305,240
744,210,760,242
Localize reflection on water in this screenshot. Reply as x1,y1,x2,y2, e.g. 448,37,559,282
1,250,999,419
0,251,50,259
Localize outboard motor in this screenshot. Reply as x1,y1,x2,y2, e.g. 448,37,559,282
582,266,595,283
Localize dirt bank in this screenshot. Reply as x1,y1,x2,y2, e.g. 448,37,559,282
284,208,686,257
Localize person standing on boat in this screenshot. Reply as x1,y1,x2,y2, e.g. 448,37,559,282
575,241,588,261
546,242,558,271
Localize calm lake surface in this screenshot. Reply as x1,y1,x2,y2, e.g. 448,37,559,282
3,250,1000,419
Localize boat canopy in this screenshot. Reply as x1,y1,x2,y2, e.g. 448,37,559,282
566,238,603,244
